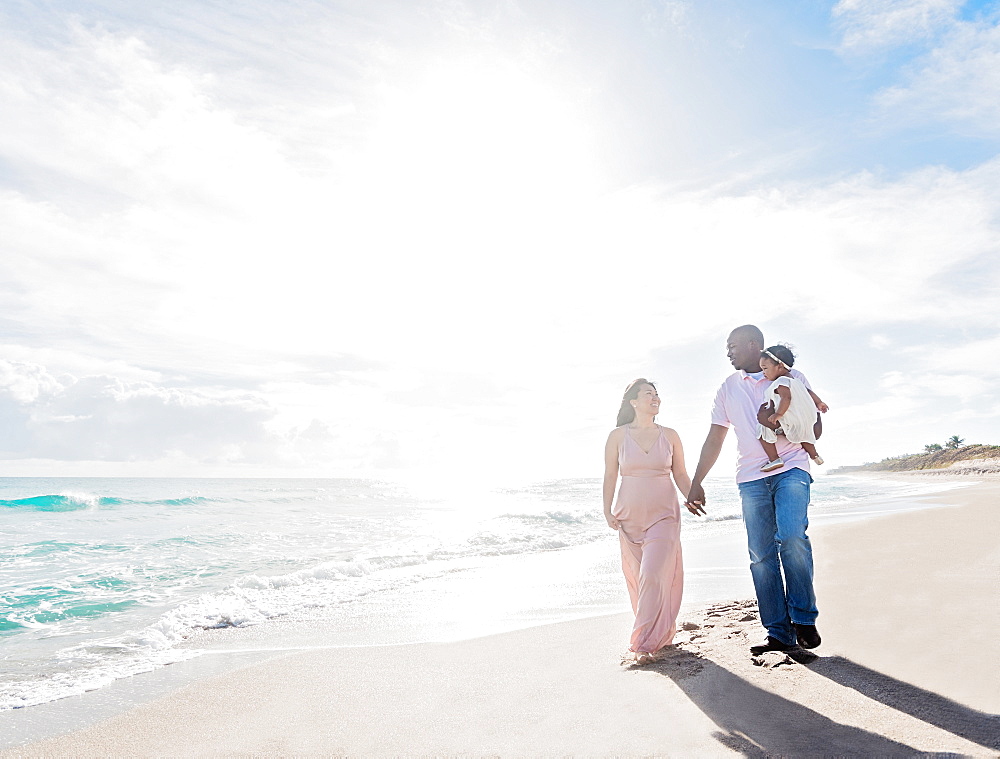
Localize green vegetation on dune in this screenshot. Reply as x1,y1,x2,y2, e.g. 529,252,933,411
833,443,1000,473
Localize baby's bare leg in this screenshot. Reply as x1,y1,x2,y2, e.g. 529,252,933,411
760,439,779,462
801,442,822,461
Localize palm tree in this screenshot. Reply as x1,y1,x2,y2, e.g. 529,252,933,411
924,443,943,453
945,435,965,450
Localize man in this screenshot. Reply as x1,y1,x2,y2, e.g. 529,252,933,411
685,324,822,655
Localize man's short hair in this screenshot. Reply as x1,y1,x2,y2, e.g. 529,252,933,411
730,324,764,347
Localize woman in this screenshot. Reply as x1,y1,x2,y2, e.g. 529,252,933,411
603,378,695,664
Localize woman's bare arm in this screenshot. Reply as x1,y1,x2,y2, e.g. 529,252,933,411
603,429,622,530
664,427,691,501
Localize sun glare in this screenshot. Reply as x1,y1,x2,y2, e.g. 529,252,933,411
149,55,609,366
361,59,598,210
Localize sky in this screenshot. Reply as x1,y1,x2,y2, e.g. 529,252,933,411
1,0,998,482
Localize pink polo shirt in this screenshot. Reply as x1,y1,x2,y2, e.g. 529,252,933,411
710,369,814,484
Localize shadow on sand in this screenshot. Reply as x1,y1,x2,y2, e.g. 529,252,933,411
809,655,1000,752
641,648,971,758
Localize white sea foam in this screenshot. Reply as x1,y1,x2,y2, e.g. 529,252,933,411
56,492,102,509
0,646,200,710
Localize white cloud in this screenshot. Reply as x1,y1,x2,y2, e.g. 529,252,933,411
831,1,1000,136
642,0,690,33
909,335,1000,381
5,138,1000,474
0,360,278,462
874,18,1000,135
0,2,998,476
0,23,290,211
833,370,923,427
594,157,1000,335
832,0,962,52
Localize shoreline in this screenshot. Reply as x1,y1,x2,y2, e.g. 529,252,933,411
0,471,953,747
3,474,999,756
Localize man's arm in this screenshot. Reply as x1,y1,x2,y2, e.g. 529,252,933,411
684,424,728,514
758,402,777,429
759,398,823,438
807,388,829,413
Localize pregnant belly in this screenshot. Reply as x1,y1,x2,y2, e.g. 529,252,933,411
614,476,679,529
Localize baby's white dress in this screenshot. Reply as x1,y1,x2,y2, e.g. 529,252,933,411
758,376,818,445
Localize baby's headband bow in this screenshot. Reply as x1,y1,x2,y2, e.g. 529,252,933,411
762,350,787,368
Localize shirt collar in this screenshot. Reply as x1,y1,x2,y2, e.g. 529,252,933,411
740,370,766,381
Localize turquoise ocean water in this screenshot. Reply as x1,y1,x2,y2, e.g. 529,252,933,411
0,474,965,712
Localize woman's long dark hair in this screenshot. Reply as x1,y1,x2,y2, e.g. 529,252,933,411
616,378,655,427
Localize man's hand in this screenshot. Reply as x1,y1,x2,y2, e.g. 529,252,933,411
757,402,778,430
685,482,707,515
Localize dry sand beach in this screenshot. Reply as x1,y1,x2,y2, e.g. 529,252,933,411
4,473,999,757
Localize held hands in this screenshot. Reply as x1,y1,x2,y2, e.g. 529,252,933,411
767,413,782,425
684,482,707,516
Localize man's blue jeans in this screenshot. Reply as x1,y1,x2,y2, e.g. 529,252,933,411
738,467,818,645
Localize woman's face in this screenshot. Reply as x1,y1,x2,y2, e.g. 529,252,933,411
759,357,787,381
632,384,660,416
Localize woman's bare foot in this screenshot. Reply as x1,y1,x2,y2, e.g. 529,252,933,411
635,651,655,665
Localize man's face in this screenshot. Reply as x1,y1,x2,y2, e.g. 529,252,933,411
726,332,760,372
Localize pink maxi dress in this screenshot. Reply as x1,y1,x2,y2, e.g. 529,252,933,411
613,425,684,653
